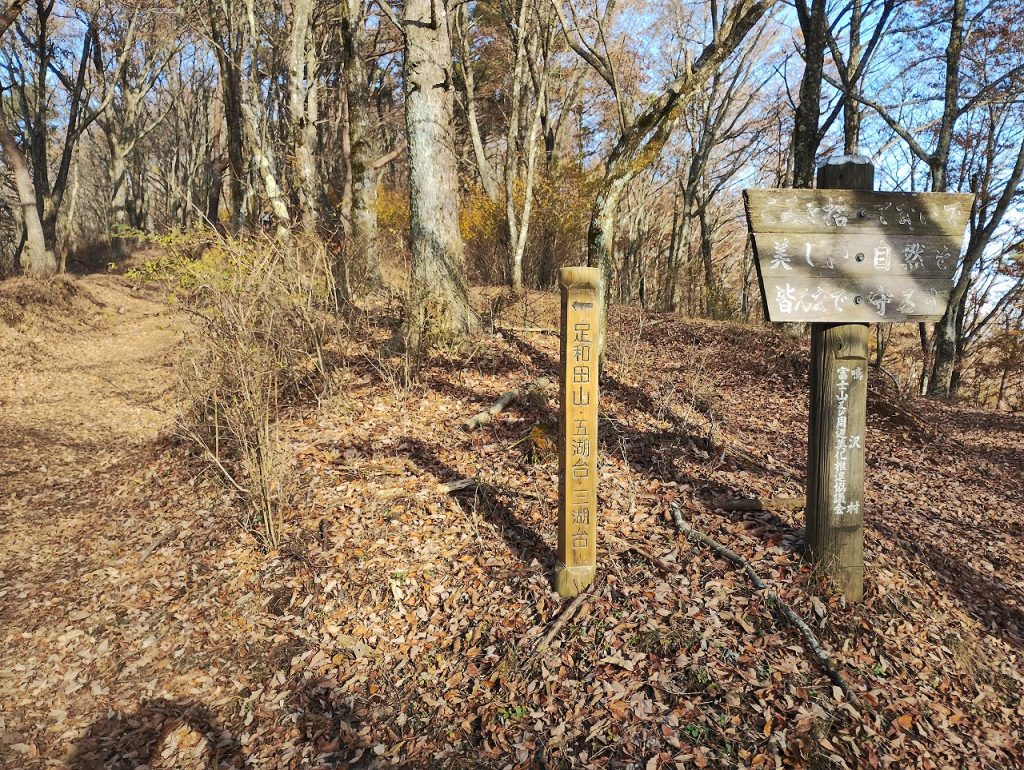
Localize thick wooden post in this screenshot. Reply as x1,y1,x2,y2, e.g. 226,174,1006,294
555,267,600,598
805,157,873,601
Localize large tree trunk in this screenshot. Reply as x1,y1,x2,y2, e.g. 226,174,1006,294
930,271,967,397
925,0,970,395
587,171,632,350
403,0,475,355
40,196,61,268
0,117,54,275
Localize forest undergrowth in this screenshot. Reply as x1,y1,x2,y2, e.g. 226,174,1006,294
0,263,1022,770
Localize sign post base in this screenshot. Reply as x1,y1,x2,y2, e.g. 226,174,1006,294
554,563,595,598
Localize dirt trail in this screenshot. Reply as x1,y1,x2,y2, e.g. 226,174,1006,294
0,275,187,767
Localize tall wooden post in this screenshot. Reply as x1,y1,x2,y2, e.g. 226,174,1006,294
555,267,600,598
805,157,873,601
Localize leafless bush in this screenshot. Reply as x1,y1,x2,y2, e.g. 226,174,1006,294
605,309,650,382
170,235,340,548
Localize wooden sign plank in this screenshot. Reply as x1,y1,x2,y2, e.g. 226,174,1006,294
555,267,600,598
761,275,952,322
753,232,957,280
744,188,974,323
744,189,973,236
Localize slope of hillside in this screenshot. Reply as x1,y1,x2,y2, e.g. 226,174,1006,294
1,278,1021,769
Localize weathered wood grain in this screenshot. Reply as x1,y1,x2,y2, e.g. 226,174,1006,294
760,275,951,322
752,232,959,280
803,158,871,603
744,188,974,323
744,189,973,236
806,324,868,601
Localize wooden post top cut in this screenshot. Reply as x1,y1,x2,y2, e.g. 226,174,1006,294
559,266,601,291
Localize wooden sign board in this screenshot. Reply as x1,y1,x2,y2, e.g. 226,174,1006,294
743,190,974,323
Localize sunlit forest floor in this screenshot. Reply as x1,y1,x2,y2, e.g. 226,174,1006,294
1,269,1022,769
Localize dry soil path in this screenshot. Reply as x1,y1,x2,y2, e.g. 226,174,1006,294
0,275,196,768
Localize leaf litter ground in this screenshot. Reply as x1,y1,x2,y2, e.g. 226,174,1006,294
0,277,1021,769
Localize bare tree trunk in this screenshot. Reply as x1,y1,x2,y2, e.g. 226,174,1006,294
503,0,531,290
211,29,246,234
697,202,714,314
403,0,475,355
455,3,499,202
929,96,1022,397
0,116,53,274
792,0,826,188
207,151,228,231
503,0,547,291
511,96,544,290
930,0,966,194
105,131,131,257
243,0,290,236
243,99,292,235
924,0,970,395
842,0,862,153
287,0,321,233
0,0,29,37
341,0,382,288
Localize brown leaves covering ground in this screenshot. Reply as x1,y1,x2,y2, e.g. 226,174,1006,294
0,278,1022,770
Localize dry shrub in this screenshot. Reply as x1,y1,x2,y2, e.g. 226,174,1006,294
522,165,600,288
461,185,505,284
137,234,339,548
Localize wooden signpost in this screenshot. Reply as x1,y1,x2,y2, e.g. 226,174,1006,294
744,156,973,601
555,267,600,598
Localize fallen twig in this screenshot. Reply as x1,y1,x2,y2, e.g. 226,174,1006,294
441,478,481,493
139,526,181,564
709,496,805,512
494,324,558,336
533,588,590,657
461,377,551,432
440,477,542,501
606,532,684,577
671,504,863,709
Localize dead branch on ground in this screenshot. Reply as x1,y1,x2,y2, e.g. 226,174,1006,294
671,504,863,709
461,377,551,431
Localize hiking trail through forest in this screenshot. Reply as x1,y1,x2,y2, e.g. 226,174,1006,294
1,274,1022,769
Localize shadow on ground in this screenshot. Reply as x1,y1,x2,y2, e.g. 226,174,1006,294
64,699,242,770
